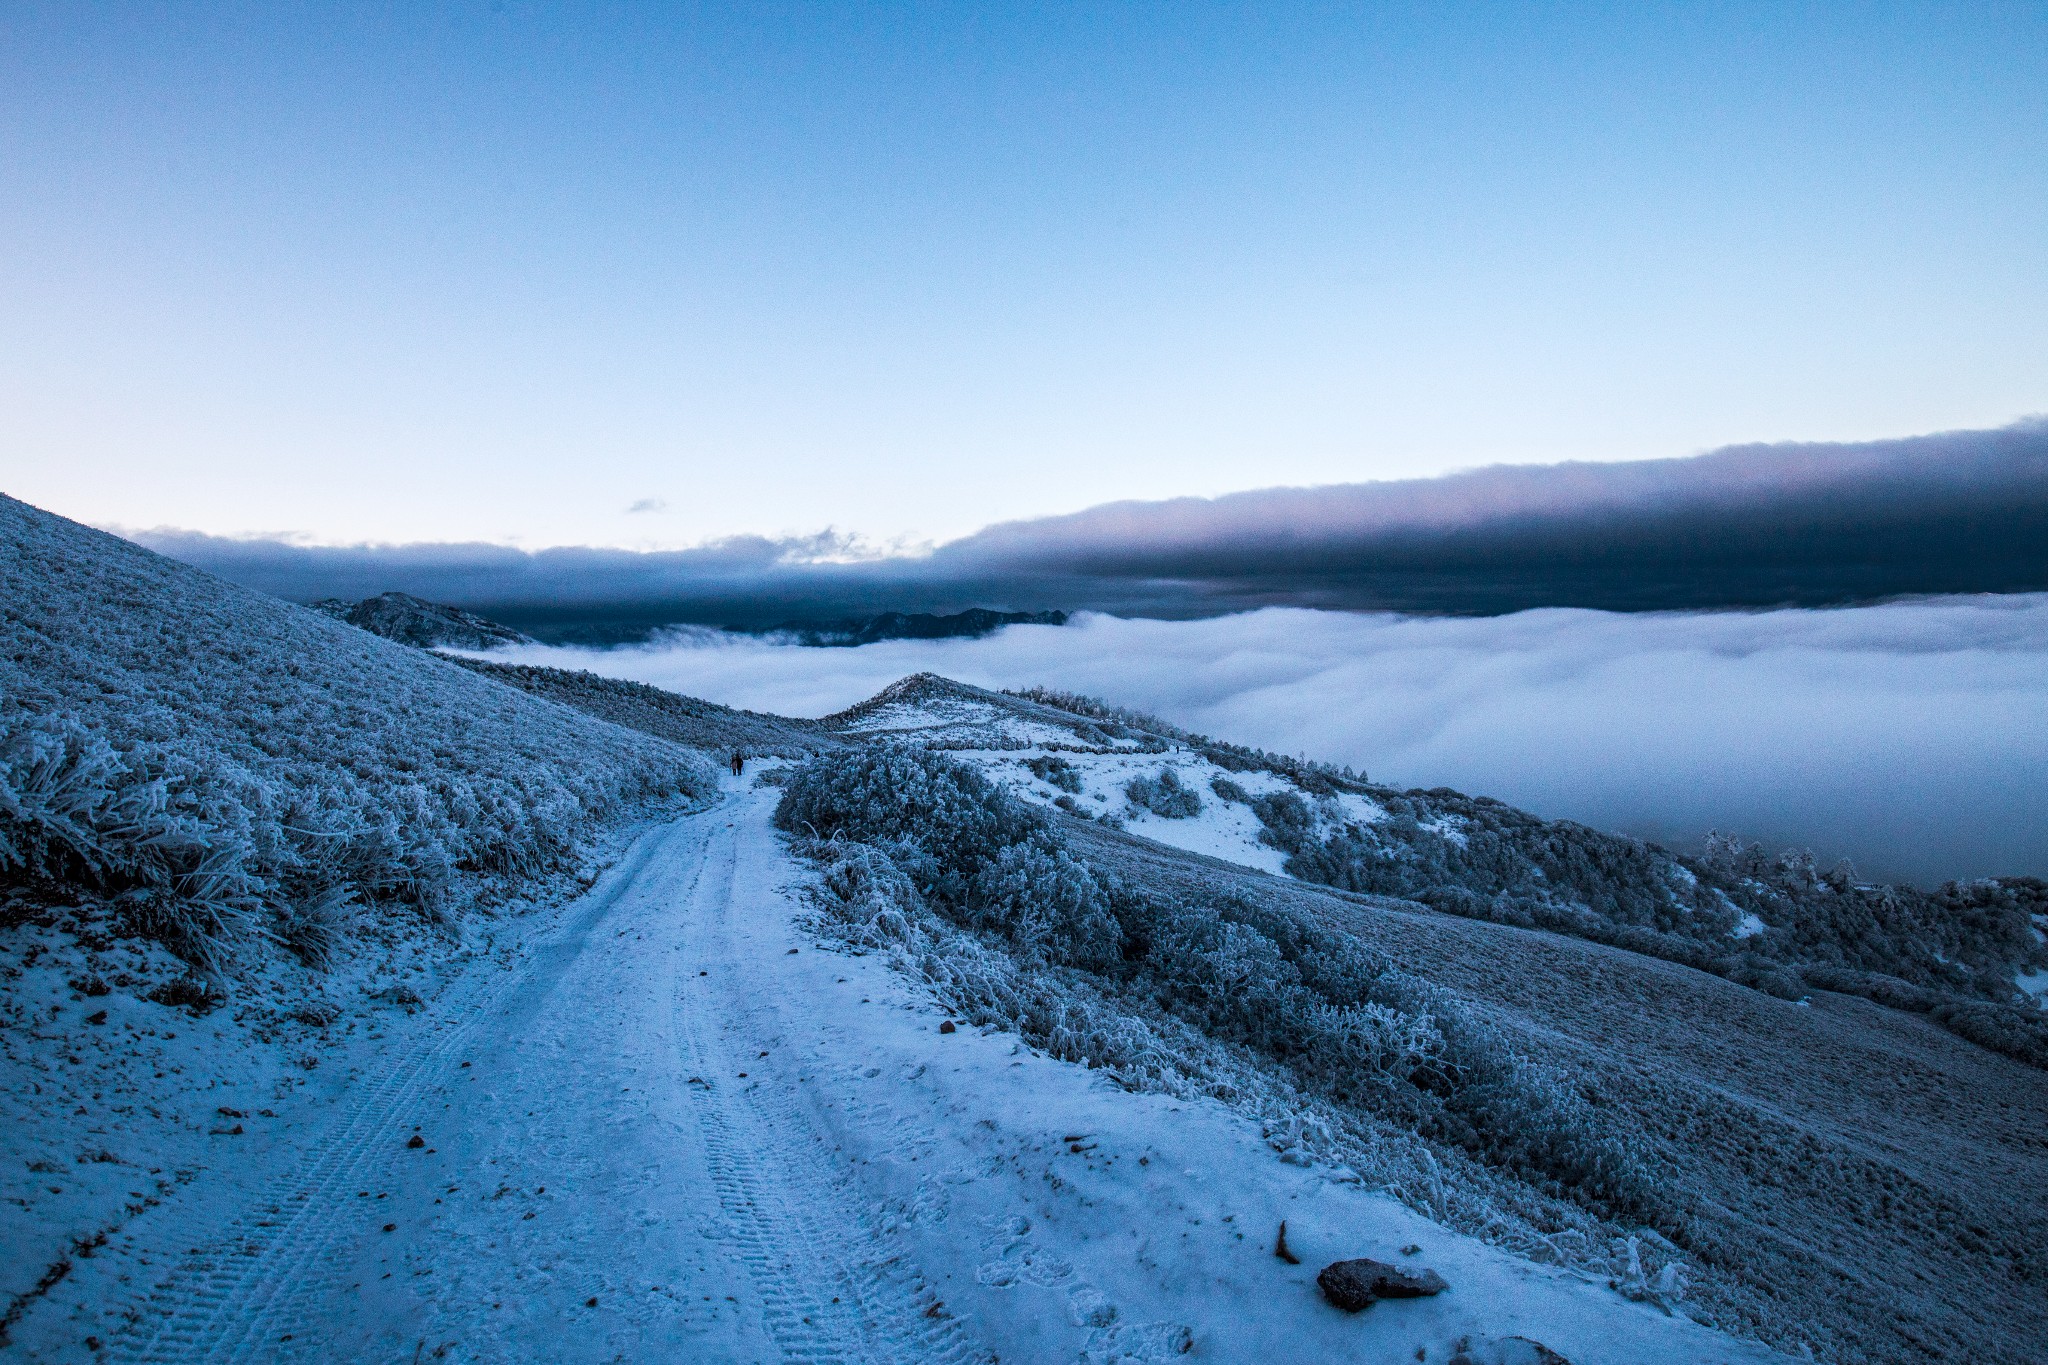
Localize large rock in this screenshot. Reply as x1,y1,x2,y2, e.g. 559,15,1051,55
1315,1258,1449,1312
1448,1336,1571,1365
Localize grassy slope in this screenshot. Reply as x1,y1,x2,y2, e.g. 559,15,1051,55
0,494,716,963
449,656,842,758
1070,821,2048,1365
1007,681,2048,1062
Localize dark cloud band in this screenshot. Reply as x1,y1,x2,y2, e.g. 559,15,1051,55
121,419,2048,636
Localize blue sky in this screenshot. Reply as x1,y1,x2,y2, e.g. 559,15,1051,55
3,2,2044,549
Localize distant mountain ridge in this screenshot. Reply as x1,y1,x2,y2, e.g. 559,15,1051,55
752,608,1068,647
309,591,533,649
308,597,1064,649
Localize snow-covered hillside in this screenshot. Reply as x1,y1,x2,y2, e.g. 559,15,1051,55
820,673,1165,751
978,745,1372,876
0,494,716,968
809,676,2048,1069
0,495,719,1338
6,784,1785,1365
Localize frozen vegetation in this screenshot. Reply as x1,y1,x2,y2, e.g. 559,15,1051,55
945,680,2048,1067
0,494,717,973
775,745,1656,1224
447,656,842,759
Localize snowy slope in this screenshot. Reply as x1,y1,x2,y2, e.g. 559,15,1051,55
8,786,1779,1365
809,675,2048,1049
0,493,716,958
816,674,1346,876
977,746,1375,877
0,495,719,1334
821,673,1161,751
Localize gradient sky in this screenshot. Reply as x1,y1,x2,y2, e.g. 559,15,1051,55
3,2,2044,550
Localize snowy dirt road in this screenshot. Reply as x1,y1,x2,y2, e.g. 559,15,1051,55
31,786,1782,1364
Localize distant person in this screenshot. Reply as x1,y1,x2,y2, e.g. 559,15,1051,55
731,751,745,777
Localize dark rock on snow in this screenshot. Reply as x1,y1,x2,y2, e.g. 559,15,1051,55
1448,1336,1572,1365
1316,1257,1449,1312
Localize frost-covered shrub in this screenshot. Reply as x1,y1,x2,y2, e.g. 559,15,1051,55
1125,768,1201,819
1238,761,2048,1062
1209,776,1250,805
1251,790,1316,851
1024,755,1083,794
973,840,1123,967
776,743,1123,972
776,744,1655,1220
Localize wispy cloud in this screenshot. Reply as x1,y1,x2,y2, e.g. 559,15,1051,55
487,595,2048,887
626,498,668,514
121,419,2048,633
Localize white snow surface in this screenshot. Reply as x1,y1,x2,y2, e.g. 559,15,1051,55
7,783,1778,1364
2015,967,2048,1008
983,748,1299,876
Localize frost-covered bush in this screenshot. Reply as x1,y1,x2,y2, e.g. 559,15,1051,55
1013,680,2048,1044
776,744,1656,1221
0,716,265,966
1209,776,1250,805
1241,771,2048,1060
1251,790,1317,850
1024,754,1083,793
1124,768,1201,819
0,494,717,968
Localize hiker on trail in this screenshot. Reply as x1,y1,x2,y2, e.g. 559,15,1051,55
731,751,745,777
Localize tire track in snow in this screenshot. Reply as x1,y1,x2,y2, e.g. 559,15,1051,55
672,796,985,1365
95,817,700,1365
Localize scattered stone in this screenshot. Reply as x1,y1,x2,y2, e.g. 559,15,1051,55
148,976,221,1014
1275,1220,1301,1265
1317,1258,1448,1312
585,1296,599,1307
939,1020,957,1034
382,1223,396,1233
406,1135,426,1149
84,1010,106,1026
1448,1336,1571,1365
1401,1244,1422,1256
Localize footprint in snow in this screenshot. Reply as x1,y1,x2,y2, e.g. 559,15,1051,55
1066,1284,1119,1328
1081,1320,1196,1364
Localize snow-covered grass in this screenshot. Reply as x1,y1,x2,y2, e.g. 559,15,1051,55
774,744,1659,1229
793,676,2048,1068
0,803,665,1356
0,494,717,972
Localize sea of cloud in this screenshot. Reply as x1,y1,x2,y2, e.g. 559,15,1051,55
488,594,2048,886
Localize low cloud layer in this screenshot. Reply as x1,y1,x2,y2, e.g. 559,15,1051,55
125,420,2048,635
486,595,2048,887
